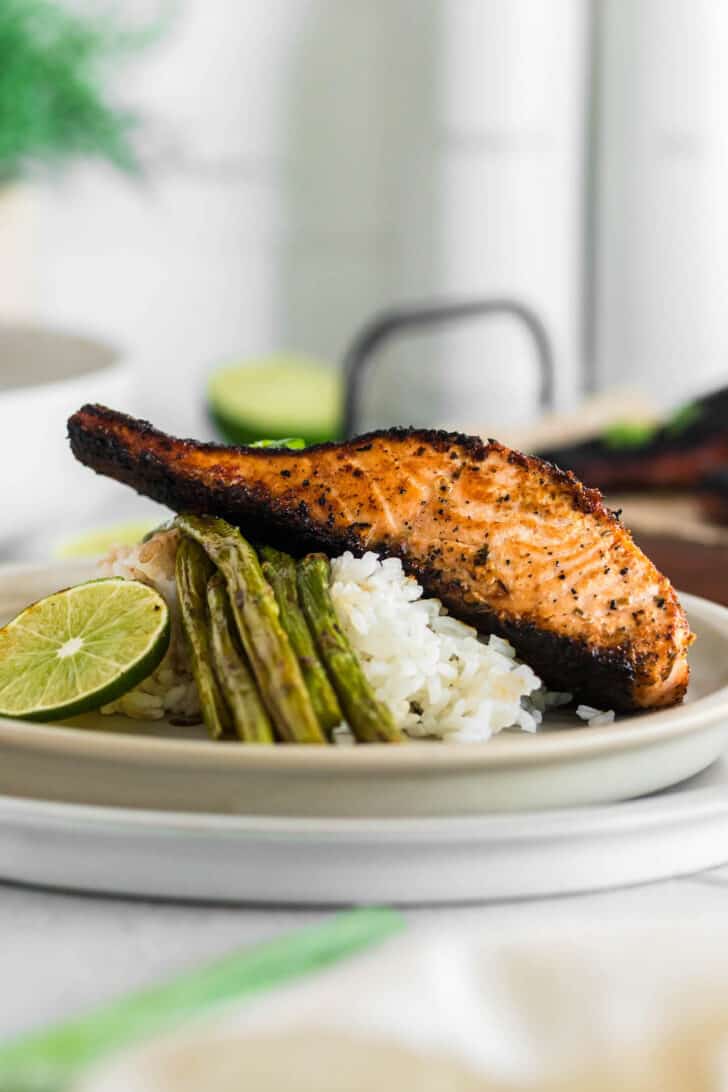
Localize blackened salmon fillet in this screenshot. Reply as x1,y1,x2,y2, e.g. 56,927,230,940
68,404,693,712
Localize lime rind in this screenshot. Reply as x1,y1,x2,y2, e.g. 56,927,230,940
0,578,170,722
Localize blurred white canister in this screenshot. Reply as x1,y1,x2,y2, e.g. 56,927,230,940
363,0,589,431
407,0,588,430
595,0,728,407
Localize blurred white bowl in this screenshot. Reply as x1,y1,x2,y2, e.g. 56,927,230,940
0,324,133,548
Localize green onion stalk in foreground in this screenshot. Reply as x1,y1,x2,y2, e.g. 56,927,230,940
0,908,404,1092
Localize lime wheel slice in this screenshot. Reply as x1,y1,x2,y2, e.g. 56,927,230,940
0,578,170,721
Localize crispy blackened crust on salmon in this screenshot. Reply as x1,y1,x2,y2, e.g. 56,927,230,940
68,403,693,712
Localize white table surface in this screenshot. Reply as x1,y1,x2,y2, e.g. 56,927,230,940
3,865,728,1040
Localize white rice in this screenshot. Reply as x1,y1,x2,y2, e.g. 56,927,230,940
330,551,552,742
99,529,200,722
98,534,616,741
576,704,616,728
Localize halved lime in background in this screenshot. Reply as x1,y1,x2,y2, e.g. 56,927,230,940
56,520,159,559
207,356,343,446
0,578,170,721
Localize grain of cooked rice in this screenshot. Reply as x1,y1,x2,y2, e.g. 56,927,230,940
576,704,616,727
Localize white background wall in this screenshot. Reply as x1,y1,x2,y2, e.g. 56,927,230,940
14,0,591,438
595,0,728,408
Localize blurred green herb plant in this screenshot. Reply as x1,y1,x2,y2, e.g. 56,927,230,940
0,0,149,183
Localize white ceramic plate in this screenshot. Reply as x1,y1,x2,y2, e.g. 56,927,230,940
1,561,728,817
2,755,728,904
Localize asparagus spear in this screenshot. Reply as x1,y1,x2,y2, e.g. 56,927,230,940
175,514,326,744
206,571,274,744
261,545,343,736
297,554,404,743
175,536,232,740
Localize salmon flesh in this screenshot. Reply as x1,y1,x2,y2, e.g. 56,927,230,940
68,404,693,711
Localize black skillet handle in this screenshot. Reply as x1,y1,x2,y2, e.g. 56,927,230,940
341,297,555,439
